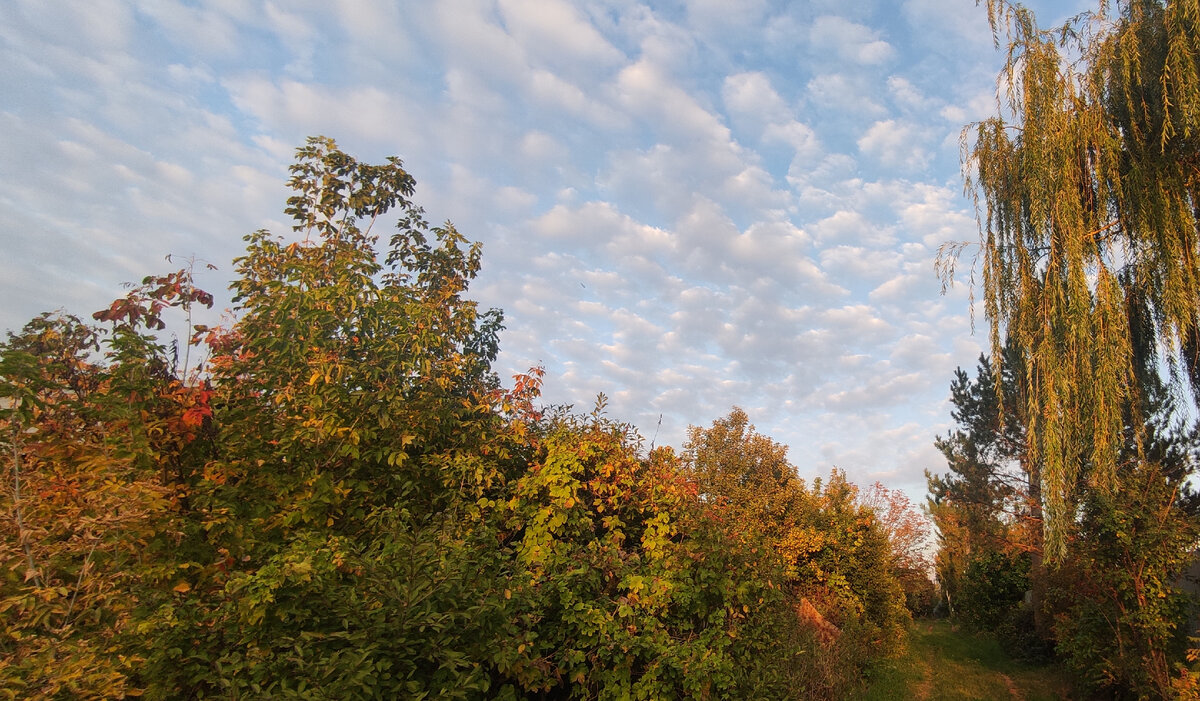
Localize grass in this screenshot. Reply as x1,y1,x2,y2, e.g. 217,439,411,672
861,620,1075,700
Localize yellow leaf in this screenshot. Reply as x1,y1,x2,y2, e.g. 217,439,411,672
173,581,191,593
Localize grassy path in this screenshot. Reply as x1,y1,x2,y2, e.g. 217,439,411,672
862,621,1074,700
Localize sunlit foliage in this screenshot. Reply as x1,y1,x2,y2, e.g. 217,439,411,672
946,0,1200,555
1,138,910,699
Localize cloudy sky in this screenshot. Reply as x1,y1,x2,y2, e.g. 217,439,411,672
0,0,1087,500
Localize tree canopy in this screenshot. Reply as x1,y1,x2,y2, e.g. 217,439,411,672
945,0,1200,555
932,3,1200,694
1,138,915,699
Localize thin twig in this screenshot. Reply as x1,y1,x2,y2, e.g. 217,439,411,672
10,418,41,588
61,535,100,628
1085,219,1120,241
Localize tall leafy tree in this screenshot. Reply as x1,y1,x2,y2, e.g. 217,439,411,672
136,137,517,698
930,330,1200,695
945,0,1200,555
927,344,1043,624
941,3,1200,693
684,410,910,658
859,482,936,614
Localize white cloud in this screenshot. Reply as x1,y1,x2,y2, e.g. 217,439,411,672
533,200,676,260
519,130,568,164
824,371,924,411
526,68,626,128
430,0,527,82
684,0,769,36
901,0,992,51
895,182,977,246
822,304,895,342
870,272,929,306
887,75,927,110
764,121,822,162
723,71,792,129
615,59,731,146
857,119,933,170
224,77,427,147
0,0,1005,511
497,0,625,76
1,0,134,55
890,333,951,372
820,246,904,286
811,209,882,246
598,139,768,226
807,73,886,116
724,70,786,113
137,0,244,57
810,16,896,66
263,2,318,77
617,6,699,75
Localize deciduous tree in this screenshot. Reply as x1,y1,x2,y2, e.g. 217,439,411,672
940,2,1200,693
946,0,1200,555
859,482,935,614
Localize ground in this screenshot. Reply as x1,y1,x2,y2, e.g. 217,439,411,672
863,620,1075,700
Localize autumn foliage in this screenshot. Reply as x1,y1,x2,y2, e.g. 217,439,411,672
0,138,910,699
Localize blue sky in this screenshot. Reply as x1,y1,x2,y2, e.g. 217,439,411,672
0,0,1086,500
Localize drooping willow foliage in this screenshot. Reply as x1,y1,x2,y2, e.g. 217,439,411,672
949,0,1200,556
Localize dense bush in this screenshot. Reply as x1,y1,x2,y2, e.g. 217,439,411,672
995,605,1055,664
685,410,911,659
956,550,1029,632
897,568,938,617
1051,462,1198,700
1,138,910,699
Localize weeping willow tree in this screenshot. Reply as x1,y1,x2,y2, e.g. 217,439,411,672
944,0,1200,557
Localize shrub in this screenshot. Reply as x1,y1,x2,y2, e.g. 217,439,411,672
957,550,1029,632
996,605,1055,664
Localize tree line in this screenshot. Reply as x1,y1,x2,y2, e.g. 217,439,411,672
7,0,1200,696
929,0,1200,698
1,137,927,699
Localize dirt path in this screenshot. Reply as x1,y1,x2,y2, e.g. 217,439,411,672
864,621,1072,701
911,654,933,701
1000,673,1025,700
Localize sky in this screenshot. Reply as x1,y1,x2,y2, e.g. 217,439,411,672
0,0,1089,501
